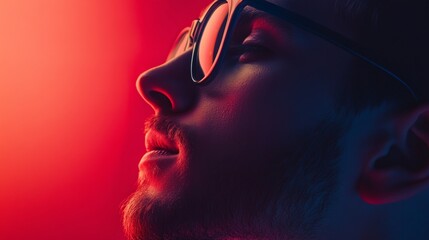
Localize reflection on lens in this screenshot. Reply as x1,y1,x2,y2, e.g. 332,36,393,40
193,2,229,81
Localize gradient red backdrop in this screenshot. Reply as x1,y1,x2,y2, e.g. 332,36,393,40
0,0,211,239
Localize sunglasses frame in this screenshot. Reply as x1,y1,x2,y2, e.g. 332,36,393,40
169,0,418,101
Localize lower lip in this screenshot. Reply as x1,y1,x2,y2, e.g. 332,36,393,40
139,150,178,176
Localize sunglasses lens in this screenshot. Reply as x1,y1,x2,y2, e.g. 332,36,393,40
192,2,229,82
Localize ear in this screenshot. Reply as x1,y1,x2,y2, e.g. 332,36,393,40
357,105,429,204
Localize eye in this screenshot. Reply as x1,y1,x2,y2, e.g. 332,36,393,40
228,42,272,63
227,21,275,63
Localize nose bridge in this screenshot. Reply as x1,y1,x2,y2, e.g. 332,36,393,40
136,50,197,115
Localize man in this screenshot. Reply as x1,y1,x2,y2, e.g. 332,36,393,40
123,0,429,239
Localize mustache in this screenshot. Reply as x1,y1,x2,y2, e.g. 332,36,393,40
144,116,185,144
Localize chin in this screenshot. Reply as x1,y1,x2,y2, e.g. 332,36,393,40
123,120,344,240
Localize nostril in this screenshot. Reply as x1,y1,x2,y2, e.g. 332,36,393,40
149,91,173,113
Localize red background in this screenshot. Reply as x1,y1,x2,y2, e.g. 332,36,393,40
0,0,210,239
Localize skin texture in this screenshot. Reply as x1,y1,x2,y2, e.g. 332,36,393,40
123,0,429,239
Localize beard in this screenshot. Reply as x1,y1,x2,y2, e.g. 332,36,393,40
122,116,346,240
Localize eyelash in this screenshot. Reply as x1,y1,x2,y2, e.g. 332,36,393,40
228,42,271,63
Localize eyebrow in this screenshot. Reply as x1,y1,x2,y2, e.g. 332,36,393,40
238,6,293,32
239,6,275,24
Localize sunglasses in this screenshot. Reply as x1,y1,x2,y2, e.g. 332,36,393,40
166,0,418,101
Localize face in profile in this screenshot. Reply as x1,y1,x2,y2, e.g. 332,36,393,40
123,0,429,239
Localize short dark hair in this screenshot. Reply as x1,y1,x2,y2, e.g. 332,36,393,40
334,0,429,112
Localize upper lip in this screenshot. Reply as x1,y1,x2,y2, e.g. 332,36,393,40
145,129,179,154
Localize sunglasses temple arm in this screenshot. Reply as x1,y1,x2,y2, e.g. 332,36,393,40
249,0,419,102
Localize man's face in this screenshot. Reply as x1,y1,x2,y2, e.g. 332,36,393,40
124,0,358,239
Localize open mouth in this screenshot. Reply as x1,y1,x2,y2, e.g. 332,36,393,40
145,129,179,154
139,129,180,175
148,149,179,155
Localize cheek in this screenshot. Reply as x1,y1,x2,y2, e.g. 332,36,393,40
189,65,294,158
184,59,336,163
206,64,313,143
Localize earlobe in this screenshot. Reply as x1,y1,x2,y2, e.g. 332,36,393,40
357,106,429,205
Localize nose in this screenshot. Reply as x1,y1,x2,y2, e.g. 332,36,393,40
136,50,197,115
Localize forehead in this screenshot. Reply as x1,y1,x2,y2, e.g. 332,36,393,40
268,0,335,23
265,0,357,39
